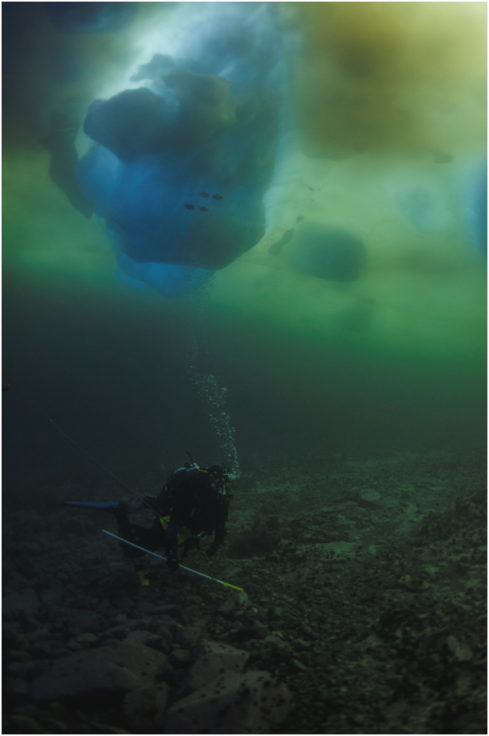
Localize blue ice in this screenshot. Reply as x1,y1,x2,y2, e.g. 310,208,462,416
76,3,283,295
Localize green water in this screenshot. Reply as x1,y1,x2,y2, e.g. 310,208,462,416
2,0,486,538
2,4,487,734
3,148,486,472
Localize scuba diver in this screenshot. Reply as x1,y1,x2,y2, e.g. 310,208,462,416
66,461,231,578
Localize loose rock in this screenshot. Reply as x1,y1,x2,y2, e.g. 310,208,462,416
31,643,169,700
182,640,249,694
164,669,292,734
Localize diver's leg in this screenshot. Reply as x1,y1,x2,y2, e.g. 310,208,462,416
114,511,163,558
114,514,164,586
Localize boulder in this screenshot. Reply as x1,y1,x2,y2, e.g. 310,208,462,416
170,648,192,666
123,682,169,729
164,669,292,733
182,641,249,694
174,623,207,648
122,629,163,649
31,643,169,700
217,590,249,616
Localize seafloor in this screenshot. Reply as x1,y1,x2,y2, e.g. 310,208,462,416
3,450,486,734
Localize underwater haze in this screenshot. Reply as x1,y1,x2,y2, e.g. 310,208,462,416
2,2,487,734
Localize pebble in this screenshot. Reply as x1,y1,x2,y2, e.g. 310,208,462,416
249,620,268,639
270,606,284,618
155,627,174,652
75,632,98,645
447,635,473,662
218,595,242,616
314,652,330,666
360,489,381,503
228,621,245,636
170,648,192,665
263,634,291,656
175,625,203,647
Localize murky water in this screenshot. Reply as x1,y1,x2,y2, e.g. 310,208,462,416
2,3,486,733
4,2,486,479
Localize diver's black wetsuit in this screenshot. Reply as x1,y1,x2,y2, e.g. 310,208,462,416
116,464,230,564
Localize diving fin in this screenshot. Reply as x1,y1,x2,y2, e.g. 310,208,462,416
65,498,149,513
65,500,122,510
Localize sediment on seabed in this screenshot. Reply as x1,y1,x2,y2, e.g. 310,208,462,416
3,450,486,734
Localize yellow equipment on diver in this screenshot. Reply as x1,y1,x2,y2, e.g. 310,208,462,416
158,515,193,545
102,529,244,592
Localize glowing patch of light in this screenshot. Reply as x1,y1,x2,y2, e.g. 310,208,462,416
76,3,266,157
